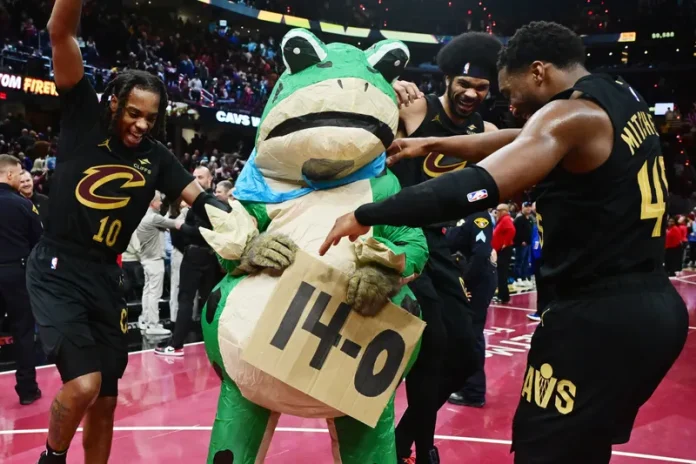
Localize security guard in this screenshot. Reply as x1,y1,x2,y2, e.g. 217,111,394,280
0,154,42,404
445,210,497,407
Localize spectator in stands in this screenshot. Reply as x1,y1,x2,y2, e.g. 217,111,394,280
665,217,683,276
19,170,48,224
0,154,42,406
134,191,183,336
513,202,534,290
492,203,515,304
214,180,234,202
156,167,222,357
17,129,35,152
167,198,188,324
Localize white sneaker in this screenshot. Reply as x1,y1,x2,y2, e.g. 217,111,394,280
155,346,184,357
145,324,171,336
138,316,147,331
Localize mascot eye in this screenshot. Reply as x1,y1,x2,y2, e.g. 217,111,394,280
365,41,410,83
281,29,328,74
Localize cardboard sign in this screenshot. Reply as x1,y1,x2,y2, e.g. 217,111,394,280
242,250,425,427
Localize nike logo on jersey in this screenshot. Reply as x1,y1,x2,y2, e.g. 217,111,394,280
75,165,146,210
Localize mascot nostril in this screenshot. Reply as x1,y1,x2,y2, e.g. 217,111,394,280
302,159,354,181
213,450,234,464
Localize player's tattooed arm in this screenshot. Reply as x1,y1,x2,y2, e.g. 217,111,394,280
48,0,85,90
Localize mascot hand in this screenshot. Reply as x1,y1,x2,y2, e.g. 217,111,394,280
238,233,299,274
347,264,401,317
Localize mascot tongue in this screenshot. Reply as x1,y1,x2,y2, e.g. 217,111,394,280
233,149,386,204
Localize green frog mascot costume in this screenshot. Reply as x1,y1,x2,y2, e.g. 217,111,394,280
199,29,428,464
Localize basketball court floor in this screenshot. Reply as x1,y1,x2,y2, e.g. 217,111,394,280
2,277,695,463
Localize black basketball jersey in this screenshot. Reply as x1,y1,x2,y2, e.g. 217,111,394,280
390,94,485,189
534,74,667,287
45,77,193,259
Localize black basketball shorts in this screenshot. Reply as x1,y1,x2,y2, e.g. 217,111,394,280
408,228,480,387
511,272,688,464
26,241,129,397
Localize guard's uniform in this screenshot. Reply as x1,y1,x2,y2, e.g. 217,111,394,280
391,94,483,457
26,77,194,397
512,75,689,463
446,211,496,403
0,183,42,400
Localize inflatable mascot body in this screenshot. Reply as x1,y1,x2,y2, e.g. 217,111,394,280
200,29,428,464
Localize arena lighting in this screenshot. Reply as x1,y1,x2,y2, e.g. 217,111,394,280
24,78,58,97
0,73,22,90
200,0,637,46
618,32,636,42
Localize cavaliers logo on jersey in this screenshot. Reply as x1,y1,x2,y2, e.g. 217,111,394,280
423,153,467,178
75,165,146,210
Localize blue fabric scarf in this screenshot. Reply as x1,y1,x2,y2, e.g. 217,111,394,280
233,149,386,204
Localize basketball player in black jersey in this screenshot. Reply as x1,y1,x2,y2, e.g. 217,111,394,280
30,1,228,463
321,21,688,463
384,32,505,464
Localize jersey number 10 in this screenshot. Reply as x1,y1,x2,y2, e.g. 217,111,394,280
93,216,123,247
638,156,668,238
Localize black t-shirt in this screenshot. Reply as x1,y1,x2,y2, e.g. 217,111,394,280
390,94,485,190
390,94,485,229
45,76,193,259
514,214,533,246
534,74,666,288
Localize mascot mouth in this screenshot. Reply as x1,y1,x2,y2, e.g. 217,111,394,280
265,111,395,149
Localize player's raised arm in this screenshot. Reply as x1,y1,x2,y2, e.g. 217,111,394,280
48,0,85,90
179,179,232,226
319,99,601,255
386,128,522,167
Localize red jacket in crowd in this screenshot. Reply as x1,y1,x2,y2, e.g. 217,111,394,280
678,224,688,243
666,226,683,249
493,214,516,252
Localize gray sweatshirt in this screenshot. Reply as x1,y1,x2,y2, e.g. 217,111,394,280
135,207,179,261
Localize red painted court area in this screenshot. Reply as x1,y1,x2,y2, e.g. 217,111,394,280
2,278,696,463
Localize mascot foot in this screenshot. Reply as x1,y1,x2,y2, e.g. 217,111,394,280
213,450,234,464
208,380,279,464
328,397,397,464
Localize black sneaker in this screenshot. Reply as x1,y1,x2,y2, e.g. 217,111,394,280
447,392,485,408
426,447,440,464
37,450,67,464
20,388,42,406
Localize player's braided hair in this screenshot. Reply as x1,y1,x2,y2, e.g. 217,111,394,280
100,69,168,140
